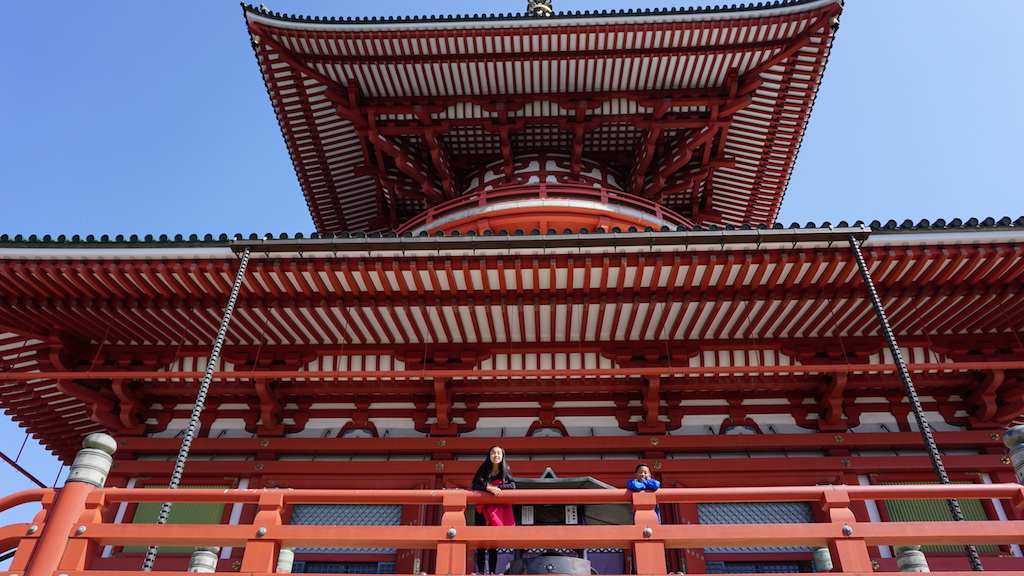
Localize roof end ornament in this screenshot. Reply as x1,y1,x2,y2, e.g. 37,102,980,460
527,0,553,17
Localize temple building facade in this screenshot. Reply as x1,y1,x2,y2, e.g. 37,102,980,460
3,1,1024,574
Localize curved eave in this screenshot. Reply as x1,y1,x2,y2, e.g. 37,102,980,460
4,221,1022,459
2,216,1021,250
1,225,1020,349
244,1,839,30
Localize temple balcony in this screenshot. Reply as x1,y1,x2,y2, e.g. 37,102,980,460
4,482,1024,574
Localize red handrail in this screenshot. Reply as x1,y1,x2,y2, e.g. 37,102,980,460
0,488,50,514
397,183,694,233
3,484,1023,574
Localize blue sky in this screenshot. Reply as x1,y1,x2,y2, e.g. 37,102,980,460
2,0,1023,559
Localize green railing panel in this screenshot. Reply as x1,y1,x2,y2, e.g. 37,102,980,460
123,485,229,554
881,481,999,554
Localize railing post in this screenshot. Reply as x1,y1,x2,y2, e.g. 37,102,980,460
441,490,469,528
6,493,54,570
239,490,284,573
187,546,220,572
894,545,930,572
23,433,116,576
631,491,666,574
828,537,873,574
631,490,660,528
57,490,108,570
437,491,468,575
819,488,873,573
633,531,667,575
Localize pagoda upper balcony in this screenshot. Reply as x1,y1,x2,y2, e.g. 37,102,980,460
397,153,694,235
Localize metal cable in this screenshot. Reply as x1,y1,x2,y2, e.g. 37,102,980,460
141,247,251,571
847,234,983,571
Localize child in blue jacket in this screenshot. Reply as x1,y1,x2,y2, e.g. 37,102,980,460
627,463,661,523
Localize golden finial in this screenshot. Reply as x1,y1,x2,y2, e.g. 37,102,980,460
527,0,553,17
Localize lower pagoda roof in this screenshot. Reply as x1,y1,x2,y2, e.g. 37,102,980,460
244,0,842,234
2,221,1023,459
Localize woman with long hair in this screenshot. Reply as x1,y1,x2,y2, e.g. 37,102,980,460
471,445,516,574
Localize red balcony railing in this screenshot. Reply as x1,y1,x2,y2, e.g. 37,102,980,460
3,483,1024,575
396,183,694,234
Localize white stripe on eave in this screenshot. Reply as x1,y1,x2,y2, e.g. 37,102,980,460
245,0,841,33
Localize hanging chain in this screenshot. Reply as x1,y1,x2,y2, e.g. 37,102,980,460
847,234,983,571
141,247,251,571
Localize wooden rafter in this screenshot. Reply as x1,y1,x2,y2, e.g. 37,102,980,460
281,30,826,69
641,124,717,200
254,25,448,207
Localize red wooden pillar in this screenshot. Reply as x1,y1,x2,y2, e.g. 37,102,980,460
820,488,873,572
240,490,284,572
6,494,52,570
397,497,425,574
631,490,666,574
674,499,705,574
22,485,94,576
56,490,108,570
829,538,873,573
991,468,1024,520
633,539,667,575
24,434,115,576
436,490,469,575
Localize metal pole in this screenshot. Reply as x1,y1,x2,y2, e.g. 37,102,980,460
141,247,251,571
0,450,47,488
847,234,982,571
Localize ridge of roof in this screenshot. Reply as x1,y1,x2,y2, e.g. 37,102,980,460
3,217,1023,249
0,233,237,248
241,1,832,26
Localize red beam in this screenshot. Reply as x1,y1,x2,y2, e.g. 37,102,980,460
280,33,811,68
114,430,1004,456
102,454,1010,480
3,359,1024,380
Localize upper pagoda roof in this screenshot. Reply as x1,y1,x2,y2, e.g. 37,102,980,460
244,0,842,234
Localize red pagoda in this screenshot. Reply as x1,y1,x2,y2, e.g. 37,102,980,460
3,1,1024,574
